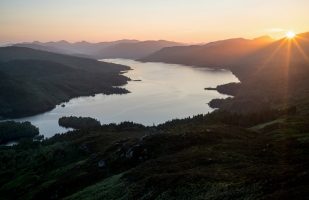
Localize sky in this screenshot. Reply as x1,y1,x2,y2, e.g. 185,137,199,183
0,0,308,44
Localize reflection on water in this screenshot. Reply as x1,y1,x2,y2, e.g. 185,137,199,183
15,59,239,137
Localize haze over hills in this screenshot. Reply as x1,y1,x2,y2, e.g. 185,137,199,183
0,46,130,119
141,33,309,113
14,40,183,60
222,32,309,112
141,36,274,68
94,40,184,59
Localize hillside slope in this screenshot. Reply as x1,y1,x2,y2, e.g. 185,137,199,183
142,34,309,113
213,33,309,113
0,47,130,119
141,36,273,68
1,111,308,200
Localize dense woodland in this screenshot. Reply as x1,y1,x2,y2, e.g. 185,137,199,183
58,116,101,129
0,121,39,144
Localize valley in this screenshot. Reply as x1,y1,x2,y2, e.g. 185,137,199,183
1,2,309,197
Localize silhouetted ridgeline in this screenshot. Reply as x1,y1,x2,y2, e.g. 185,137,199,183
94,40,183,59
0,121,39,144
142,33,309,114
140,36,274,70
14,40,183,60
0,47,130,119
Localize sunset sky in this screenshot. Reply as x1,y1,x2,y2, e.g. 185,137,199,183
1,0,308,44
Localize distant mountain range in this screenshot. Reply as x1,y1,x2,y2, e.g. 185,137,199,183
14,40,183,60
140,36,274,69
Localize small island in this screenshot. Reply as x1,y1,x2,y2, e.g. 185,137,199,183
0,121,39,145
204,87,217,91
58,116,101,130
205,82,241,96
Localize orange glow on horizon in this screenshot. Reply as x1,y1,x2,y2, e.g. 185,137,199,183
286,31,296,39
1,0,309,44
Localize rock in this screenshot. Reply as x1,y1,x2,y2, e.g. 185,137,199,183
98,160,106,168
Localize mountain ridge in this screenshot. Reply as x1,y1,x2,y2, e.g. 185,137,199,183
14,40,183,59
141,33,309,113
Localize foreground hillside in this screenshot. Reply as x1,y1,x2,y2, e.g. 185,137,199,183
0,110,308,200
0,47,130,119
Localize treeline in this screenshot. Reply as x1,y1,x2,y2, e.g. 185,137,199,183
159,108,285,130
58,116,146,131
101,121,145,131
58,116,101,129
0,121,39,144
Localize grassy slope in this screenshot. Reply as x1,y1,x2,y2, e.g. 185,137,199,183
66,114,309,200
0,111,308,200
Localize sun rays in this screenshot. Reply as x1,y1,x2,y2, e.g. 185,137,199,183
247,32,309,108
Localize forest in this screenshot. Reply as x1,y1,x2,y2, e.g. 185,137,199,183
0,108,308,199
0,121,39,145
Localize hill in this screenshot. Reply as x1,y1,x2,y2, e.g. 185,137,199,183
0,47,130,119
14,40,182,60
94,40,184,59
140,36,274,68
213,33,309,113
14,40,138,57
0,110,308,199
141,34,309,113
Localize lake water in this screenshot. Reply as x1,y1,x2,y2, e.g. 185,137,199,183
15,59,239,138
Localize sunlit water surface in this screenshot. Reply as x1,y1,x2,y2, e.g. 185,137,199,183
15,59,239,137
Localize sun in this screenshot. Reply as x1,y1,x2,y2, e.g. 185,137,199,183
286,31,296,39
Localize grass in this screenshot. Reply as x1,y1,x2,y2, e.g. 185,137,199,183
0,112,308,199
64,174,128,200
